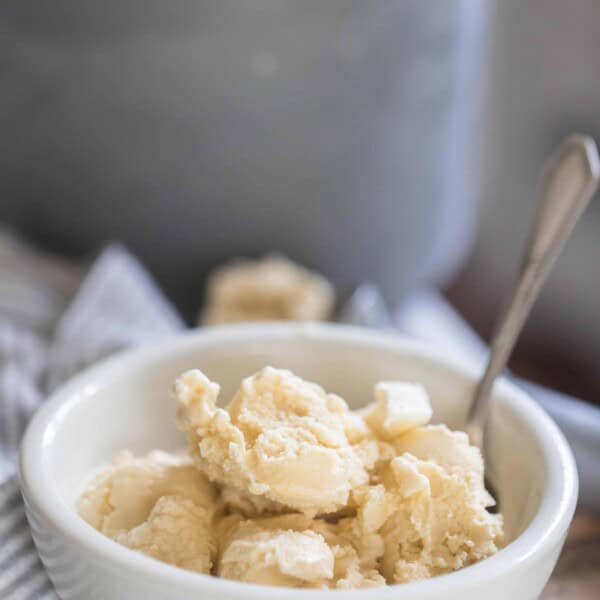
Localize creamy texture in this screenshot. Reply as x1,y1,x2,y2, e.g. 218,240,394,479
381,425,502,582
201,255,335,324
218,518,335,587
78,368,503,588
175,367,368,516
217,514,384,589
364,381,433,439
78,451,217,574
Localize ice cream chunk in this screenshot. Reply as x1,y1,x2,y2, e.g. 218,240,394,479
377,425,503,583
201,255,335,324
364,382,433,439
218,514,385,589
114,496,215,574
78,451,217,574
175,367,369,516
393,424,485,480
338,484,393,571
219,523,334,586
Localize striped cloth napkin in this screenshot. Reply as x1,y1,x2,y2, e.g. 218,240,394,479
0,231,184,599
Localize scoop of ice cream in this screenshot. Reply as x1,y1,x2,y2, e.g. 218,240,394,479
219,524,334,586
175,367,369,516
115,495,215,573
364,382,433,439
78,451,217,574
393,424,486,481
376,425,503,583
218,514,384,589
201,255,335,324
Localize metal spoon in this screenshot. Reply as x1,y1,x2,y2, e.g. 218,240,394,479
465,134,600,459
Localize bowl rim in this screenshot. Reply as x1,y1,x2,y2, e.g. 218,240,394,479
19,322,578,598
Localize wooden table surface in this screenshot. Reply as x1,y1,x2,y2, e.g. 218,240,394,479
540,509,600,599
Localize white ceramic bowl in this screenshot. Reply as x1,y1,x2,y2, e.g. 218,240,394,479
19,323,577,600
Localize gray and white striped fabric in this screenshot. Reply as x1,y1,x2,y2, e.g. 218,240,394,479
0,232,184,599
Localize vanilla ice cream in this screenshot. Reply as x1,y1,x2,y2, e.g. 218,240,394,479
364,381,433,439
201,255,335,324
217,514,384,589
174,367,369,516
78,451,217,574
380,425,502,582
78,368,503,588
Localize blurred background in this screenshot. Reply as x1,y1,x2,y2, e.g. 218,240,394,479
450,0,600,407
0,0,598,405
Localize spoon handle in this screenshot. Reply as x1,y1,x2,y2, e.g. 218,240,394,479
468,134,600,446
